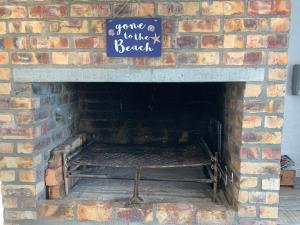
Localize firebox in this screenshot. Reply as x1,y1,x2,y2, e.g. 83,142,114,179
63,83,224,204
44,82,235,222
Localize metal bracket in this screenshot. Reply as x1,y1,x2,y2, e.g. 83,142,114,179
218,165,234,186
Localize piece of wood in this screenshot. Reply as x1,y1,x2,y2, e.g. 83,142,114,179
280,170,295,187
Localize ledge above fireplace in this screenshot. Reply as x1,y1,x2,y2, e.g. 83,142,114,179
13,67,264,83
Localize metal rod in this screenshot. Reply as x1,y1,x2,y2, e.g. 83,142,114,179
69,161,212,169
201,138,215,161
62,153,69,196
68,173,215,183
213,152,218,202
129,167,143,204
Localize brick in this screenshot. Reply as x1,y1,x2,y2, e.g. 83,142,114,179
2,197,18,208
135,3,155,17
156,203,194,225
116,208,153,223
244,84,262,97
178,52,219,65
0,127,41,139
162,35,172,48
50,20,89,33
0,170,15,182
262,178,280,191
268,68,286,81
70,4,110,17
9,21,47,33
248,1,272,15
265,116,284,129
0,22,6,34
77,202,113,222
52,52,90,65
176,35,198,49
238,205,256,217
73,36,105,49
113,3,154,17
39,203,74,220
273,0,291,15
259,206,278,219
224,18,268,32
94,52,130,66
271,18,290,32
4,211,37,221
178,19,220,32
268,52,288,65
29,5,67,18
2,184,36,197
48,183,65,200
201,2,223,15
267,84,285,97
201,1,244,15
12,52,49,64
266,192,279,204
223,51,245,65
240,162,280,175
135,52,176,67
239,191,249,203
19,198,36,209
223,52,263,65
224,1,245,15
201,35,244,49
201,35,224,48
10,97,40,109
163,19,176,33
242,131,282,144
19,170,36,182
0,83,11,95
91,20,105,33
262,147,281,160
196,209,234,224
0,37,27,49
268,34,288,48
45,166,63,186
15,111,48,126
0,52,9,64
158,2,199,16
17,142,36,154
30,36,68,49
0,156,41,169
0,68,10,80
248,192,266,204
0,143,14,154
249,0,291,15
240,147,260,160
240,177,258,189
0,114,12,126
224,35,244,48
0,6,26,19
247,35,268,48
244,52,264,65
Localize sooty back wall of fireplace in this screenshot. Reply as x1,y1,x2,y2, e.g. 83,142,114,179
78,83,225,145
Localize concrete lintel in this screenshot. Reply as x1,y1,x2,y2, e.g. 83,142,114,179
13,67,265,83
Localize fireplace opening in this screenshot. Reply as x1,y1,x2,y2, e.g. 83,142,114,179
42,82,239,208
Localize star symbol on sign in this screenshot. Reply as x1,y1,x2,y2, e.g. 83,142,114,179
150,33,161,45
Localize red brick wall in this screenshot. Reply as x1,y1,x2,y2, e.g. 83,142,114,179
0,1,291,224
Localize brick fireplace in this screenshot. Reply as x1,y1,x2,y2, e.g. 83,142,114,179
0,1,290,225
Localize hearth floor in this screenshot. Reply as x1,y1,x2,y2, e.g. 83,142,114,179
68,167,218,203
279,178,300,225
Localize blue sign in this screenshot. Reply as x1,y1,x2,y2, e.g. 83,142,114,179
106,18,162,57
